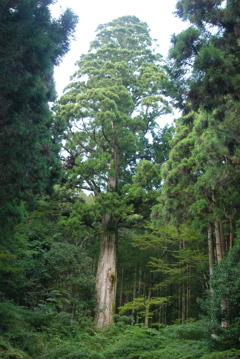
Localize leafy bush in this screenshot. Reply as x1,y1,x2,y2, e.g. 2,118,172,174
113,314,133,325
200,239,240,350
200,349,240,358
101,324,210,359
140,340,208,359
44,342,103,359
0,303,234,359
164,322,207,340
102,326,162,359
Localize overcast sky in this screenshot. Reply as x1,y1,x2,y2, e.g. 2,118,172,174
51,0,187,98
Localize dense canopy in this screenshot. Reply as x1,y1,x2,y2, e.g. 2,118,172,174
0,1,240,358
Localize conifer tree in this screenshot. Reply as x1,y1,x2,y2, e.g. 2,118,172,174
160,0,240,332
57,16,171,328
159,111,240,271
163,0,240,268
0,0,78,235
168,0,240,112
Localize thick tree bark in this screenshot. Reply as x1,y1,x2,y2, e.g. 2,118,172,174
95,213,117,328
94,143,119,328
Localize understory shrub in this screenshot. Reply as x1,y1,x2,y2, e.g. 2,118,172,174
200,349,240,358
44,342,103,359
164,322,207,340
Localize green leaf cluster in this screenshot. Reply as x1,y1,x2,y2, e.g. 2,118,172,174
0,0,78,236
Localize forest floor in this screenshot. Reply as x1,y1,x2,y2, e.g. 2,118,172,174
1,304,240,359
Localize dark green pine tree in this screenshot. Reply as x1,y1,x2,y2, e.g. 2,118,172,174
57,15,171,328
163,0,240,269
160,0,240,337
0,0,78,236
159,110,240,270
167,0,240,113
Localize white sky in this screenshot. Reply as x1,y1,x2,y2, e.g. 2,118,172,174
51,0,187,98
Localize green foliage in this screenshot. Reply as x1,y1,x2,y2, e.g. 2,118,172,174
45,344,103,359
130,221,207,321
200,349,240,359
57,14,171,207
99,323,209,359
169,0,240,111
0,302,49,358
0,196,95,316
0,0,78,236
41,242,95,313
1,2,240,357
164,322,207,341
200,239,240,350
0,301,97,358
0,302,232,359
0,1,78,310
102,326,163,359
139,342,207,359
57,15,173,327
118,296,171,324
0,338,32,359
159,109,240,234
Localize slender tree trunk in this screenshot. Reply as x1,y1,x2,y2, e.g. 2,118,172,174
214,220,223,262
220,299,229,328
145,306,149,327
119,267,124,307
186,265,190,320
212,190,224,262
182,284,186,325
136,268,142,324
138,269,142,294
145,287,151,327
95,213,117,328
132,266,137,324
208,222,214,277
229,217,234,249
219,221,225,258
225,210,235,250
213,220,229,328
179,239,186,324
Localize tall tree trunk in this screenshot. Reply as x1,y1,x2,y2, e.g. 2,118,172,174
95,213,117,328
95,144,119,328
138,268,142,294
220,299,229,329
215,220,223,262
186,265,190,320
182,284,186,325
132,266,137,324
145,287,151,327
229,217,233,250
219,221,225,258
225,209,236,250
212,190,224,262
208,222,214,277
119,267,124,307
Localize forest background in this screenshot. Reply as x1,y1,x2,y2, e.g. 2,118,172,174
1,0,240,358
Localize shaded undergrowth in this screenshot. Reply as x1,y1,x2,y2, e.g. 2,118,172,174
1,303,240,359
